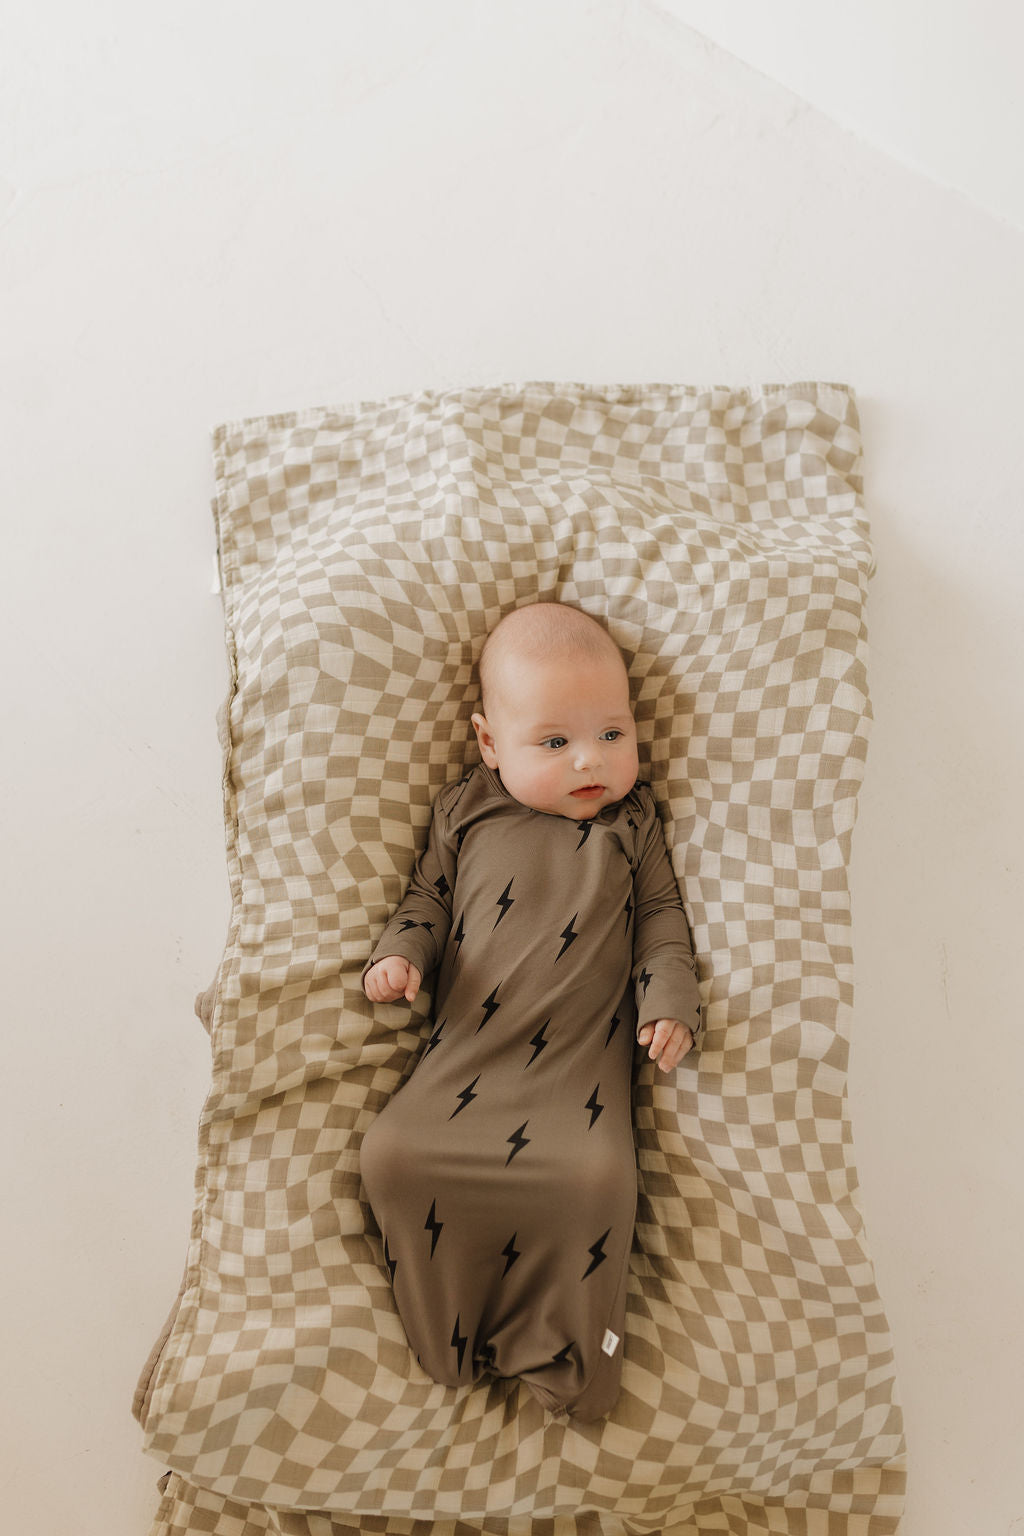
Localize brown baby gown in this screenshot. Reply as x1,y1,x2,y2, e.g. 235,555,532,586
359,763,701,1421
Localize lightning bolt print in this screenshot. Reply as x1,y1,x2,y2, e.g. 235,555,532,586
638,965,653,996
552,1340,576,1365
383,1236,397,1284
623,894,633,933
582,1227,611,1278
398,918,434,934
424,1199,444,1257
505,1121,531,1165
501,1232,521,1275
433,873,450,898
604,1011,622,1047
585,1083,604,1128
451,1314,468,1373
425,1017,445,1054
476,984,501,1032
449,1074,480,1119
575,820,592,850
452,913,466,951
526,1019,550,1067
493,877,515,929
555,912,579,962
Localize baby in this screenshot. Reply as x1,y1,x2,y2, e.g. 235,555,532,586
360,602,701,1422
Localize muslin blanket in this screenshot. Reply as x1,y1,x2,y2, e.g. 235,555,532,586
134,380,907,1535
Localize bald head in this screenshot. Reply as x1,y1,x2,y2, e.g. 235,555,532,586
477,603,628,716
470,603,639,818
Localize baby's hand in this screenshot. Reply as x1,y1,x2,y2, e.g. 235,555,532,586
637,1019,694,1072
364,957,422,1004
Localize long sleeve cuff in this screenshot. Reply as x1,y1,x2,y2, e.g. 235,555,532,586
362,917,443,990
634,962,703,1048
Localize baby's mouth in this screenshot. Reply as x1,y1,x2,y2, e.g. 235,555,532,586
570,785,604,798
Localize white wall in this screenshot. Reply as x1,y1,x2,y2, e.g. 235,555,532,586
2,4,1021,1533
656,0,1024,233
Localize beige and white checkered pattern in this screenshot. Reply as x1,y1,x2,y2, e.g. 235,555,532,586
135,382,906,1535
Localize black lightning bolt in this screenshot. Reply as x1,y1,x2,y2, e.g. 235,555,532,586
477,1340,497,1369
623,894,633,932
476,984,501,1032
449,1074,480,1119
451,1313,468,1373
604,1012,622,1047
583,1227,611,1279
575,820,592,850
383,1236,397,1283
552,1340,576,1365
398,918,434,934
638,966,652,996
493,877,515,929
452,913,466,951
433,873,450,897
424,1199,443,1257
585,1083,604,1128
555,913,579,961
501,1232,521,1275
425,1017,445,1054
505,1121,530,1165
526,1019,550,1067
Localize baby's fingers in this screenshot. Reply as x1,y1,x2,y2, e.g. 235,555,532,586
659,1026,694,1071
403,965,422,1002
365,956,413,1003
637,1020,667,1062
639,1019,693,1071
363,965,390,1002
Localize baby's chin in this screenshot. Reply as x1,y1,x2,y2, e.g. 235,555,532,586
563,798,611,820
549,790,622,820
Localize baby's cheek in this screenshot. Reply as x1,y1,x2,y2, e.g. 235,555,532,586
529,759,561,799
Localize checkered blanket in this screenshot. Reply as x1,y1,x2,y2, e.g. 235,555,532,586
135,381,906,1535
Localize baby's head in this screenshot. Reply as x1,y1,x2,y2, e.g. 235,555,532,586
470,603,640,820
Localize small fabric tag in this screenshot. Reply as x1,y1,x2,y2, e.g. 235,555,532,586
601,1329,620,1356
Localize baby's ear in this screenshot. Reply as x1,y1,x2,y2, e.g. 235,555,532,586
471,712,499,767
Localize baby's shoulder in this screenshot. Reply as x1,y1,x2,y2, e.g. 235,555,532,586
620,778,658,825
588,779,657,863
433,762,497,823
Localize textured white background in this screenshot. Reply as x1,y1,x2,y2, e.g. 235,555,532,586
2,4,1021,1534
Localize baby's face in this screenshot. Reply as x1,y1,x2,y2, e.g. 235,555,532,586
471,651,640,820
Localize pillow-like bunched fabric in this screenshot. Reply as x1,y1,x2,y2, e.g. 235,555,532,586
134,381,906,1536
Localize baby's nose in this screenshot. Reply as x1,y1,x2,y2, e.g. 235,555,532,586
574,742,601,770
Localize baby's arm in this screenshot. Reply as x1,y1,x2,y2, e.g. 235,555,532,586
361,789,458,1007
630,792,702,1062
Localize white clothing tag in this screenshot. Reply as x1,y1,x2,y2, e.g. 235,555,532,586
601,1329,620,1356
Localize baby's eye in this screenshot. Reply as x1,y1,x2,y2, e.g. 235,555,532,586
541,737,568,750
600,729,624,742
